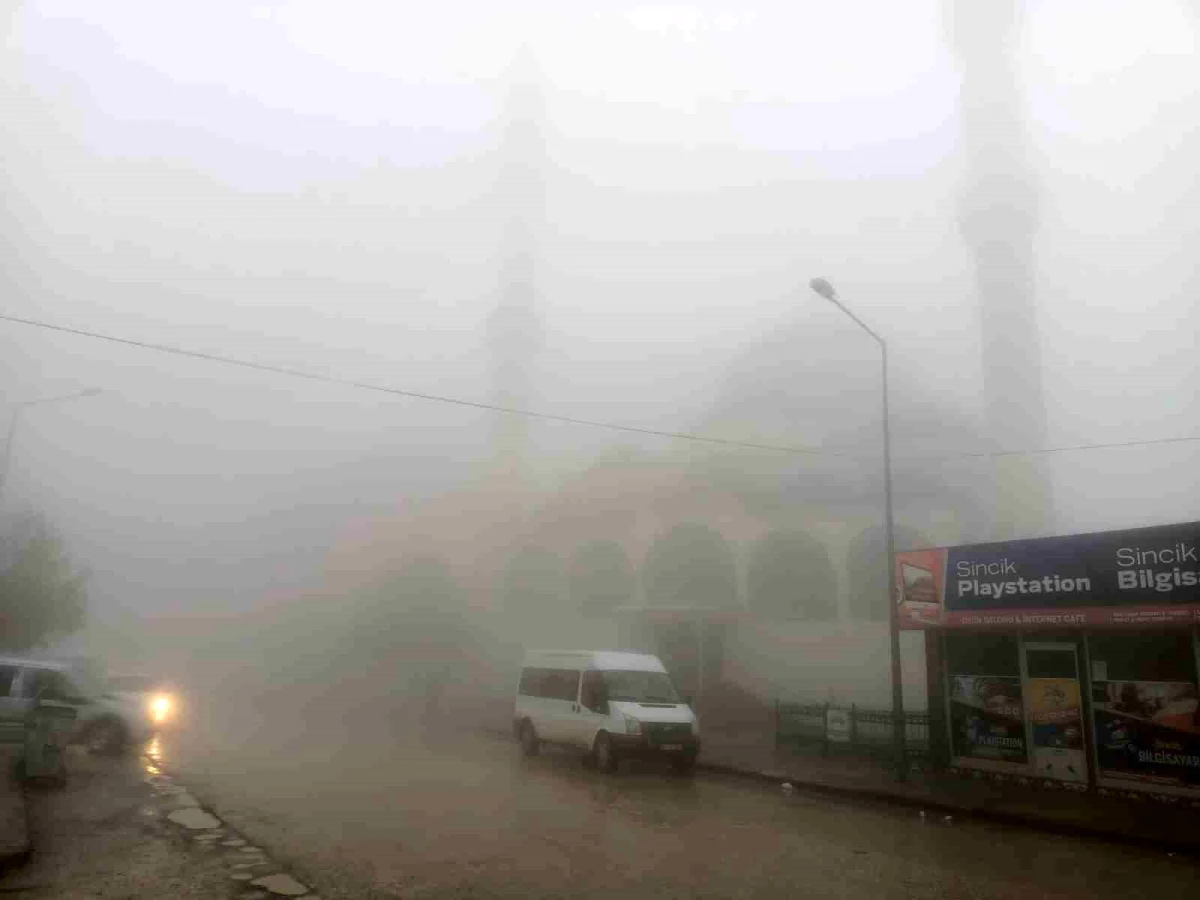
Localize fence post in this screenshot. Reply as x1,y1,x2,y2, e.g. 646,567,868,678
850,703,858,752
822,702,829,758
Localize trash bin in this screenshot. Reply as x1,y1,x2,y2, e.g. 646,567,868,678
24,700,77,783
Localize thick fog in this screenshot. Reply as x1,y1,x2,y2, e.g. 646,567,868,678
2,1,1199,694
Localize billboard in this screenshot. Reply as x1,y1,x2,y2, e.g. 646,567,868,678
895,520,1200,629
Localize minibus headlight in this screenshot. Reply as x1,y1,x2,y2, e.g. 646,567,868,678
623,715,642,735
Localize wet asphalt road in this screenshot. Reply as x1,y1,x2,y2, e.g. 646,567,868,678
157,699,1198,900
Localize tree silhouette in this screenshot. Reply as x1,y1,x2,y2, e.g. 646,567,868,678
642,524,737,609
0,517,88,652
746,530,837,621
569,540,633,617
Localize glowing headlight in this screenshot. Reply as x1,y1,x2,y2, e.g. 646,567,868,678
149,695,173,723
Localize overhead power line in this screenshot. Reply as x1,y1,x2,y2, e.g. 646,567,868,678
903,433,1200,462
0,310,831,456
5,310,1199,463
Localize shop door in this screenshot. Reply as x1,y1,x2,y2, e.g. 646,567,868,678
1021,643,1088,784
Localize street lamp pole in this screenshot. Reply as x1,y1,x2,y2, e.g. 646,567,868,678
809,278,906,781
0,388,102,500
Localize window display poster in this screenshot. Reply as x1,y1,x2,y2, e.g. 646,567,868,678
1027,677,1087,782
949,675,1027,766
1093,680,1200,792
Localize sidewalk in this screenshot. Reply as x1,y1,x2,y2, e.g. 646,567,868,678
1,747,321,898
0,747,29,869
699,731,1200,855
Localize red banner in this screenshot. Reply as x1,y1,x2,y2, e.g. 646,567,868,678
934,606,1200,630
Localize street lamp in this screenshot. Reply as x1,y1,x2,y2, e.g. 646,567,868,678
808,277,906,781
0,388,103,500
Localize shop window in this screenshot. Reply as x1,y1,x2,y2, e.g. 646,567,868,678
944,634,1027,767
1087,633,1196,684
945,634,1020,676
1088,632,1200,795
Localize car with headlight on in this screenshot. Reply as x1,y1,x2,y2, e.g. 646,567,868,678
106,674,178,732
0,657,162,756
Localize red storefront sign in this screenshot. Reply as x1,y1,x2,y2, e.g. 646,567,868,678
895,521,1200,630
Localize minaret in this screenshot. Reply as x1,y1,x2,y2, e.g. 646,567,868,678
484,44,546,491
947,1,1053,539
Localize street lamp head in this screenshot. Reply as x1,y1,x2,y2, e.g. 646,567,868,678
809,277,837,302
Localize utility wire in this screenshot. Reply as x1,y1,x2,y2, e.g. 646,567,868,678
6,311,1199,463
0,310,832,456
899,433,1200,463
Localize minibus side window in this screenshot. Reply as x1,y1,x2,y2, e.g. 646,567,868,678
580,671,607,712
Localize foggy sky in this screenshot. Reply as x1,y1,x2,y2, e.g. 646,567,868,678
3,1,1200,637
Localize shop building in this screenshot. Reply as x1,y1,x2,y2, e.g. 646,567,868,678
898,520,1200,799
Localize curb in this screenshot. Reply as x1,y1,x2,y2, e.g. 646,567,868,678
695,757,1200,859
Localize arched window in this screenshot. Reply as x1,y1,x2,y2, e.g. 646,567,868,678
746,530,837,621
569,541,634,617
642,524,737,609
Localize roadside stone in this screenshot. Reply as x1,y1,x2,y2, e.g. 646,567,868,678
167,808,221,830
251,873,310,896
235,862,275,873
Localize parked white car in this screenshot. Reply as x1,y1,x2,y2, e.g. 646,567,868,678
0,657,157,755
513,650,700,774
